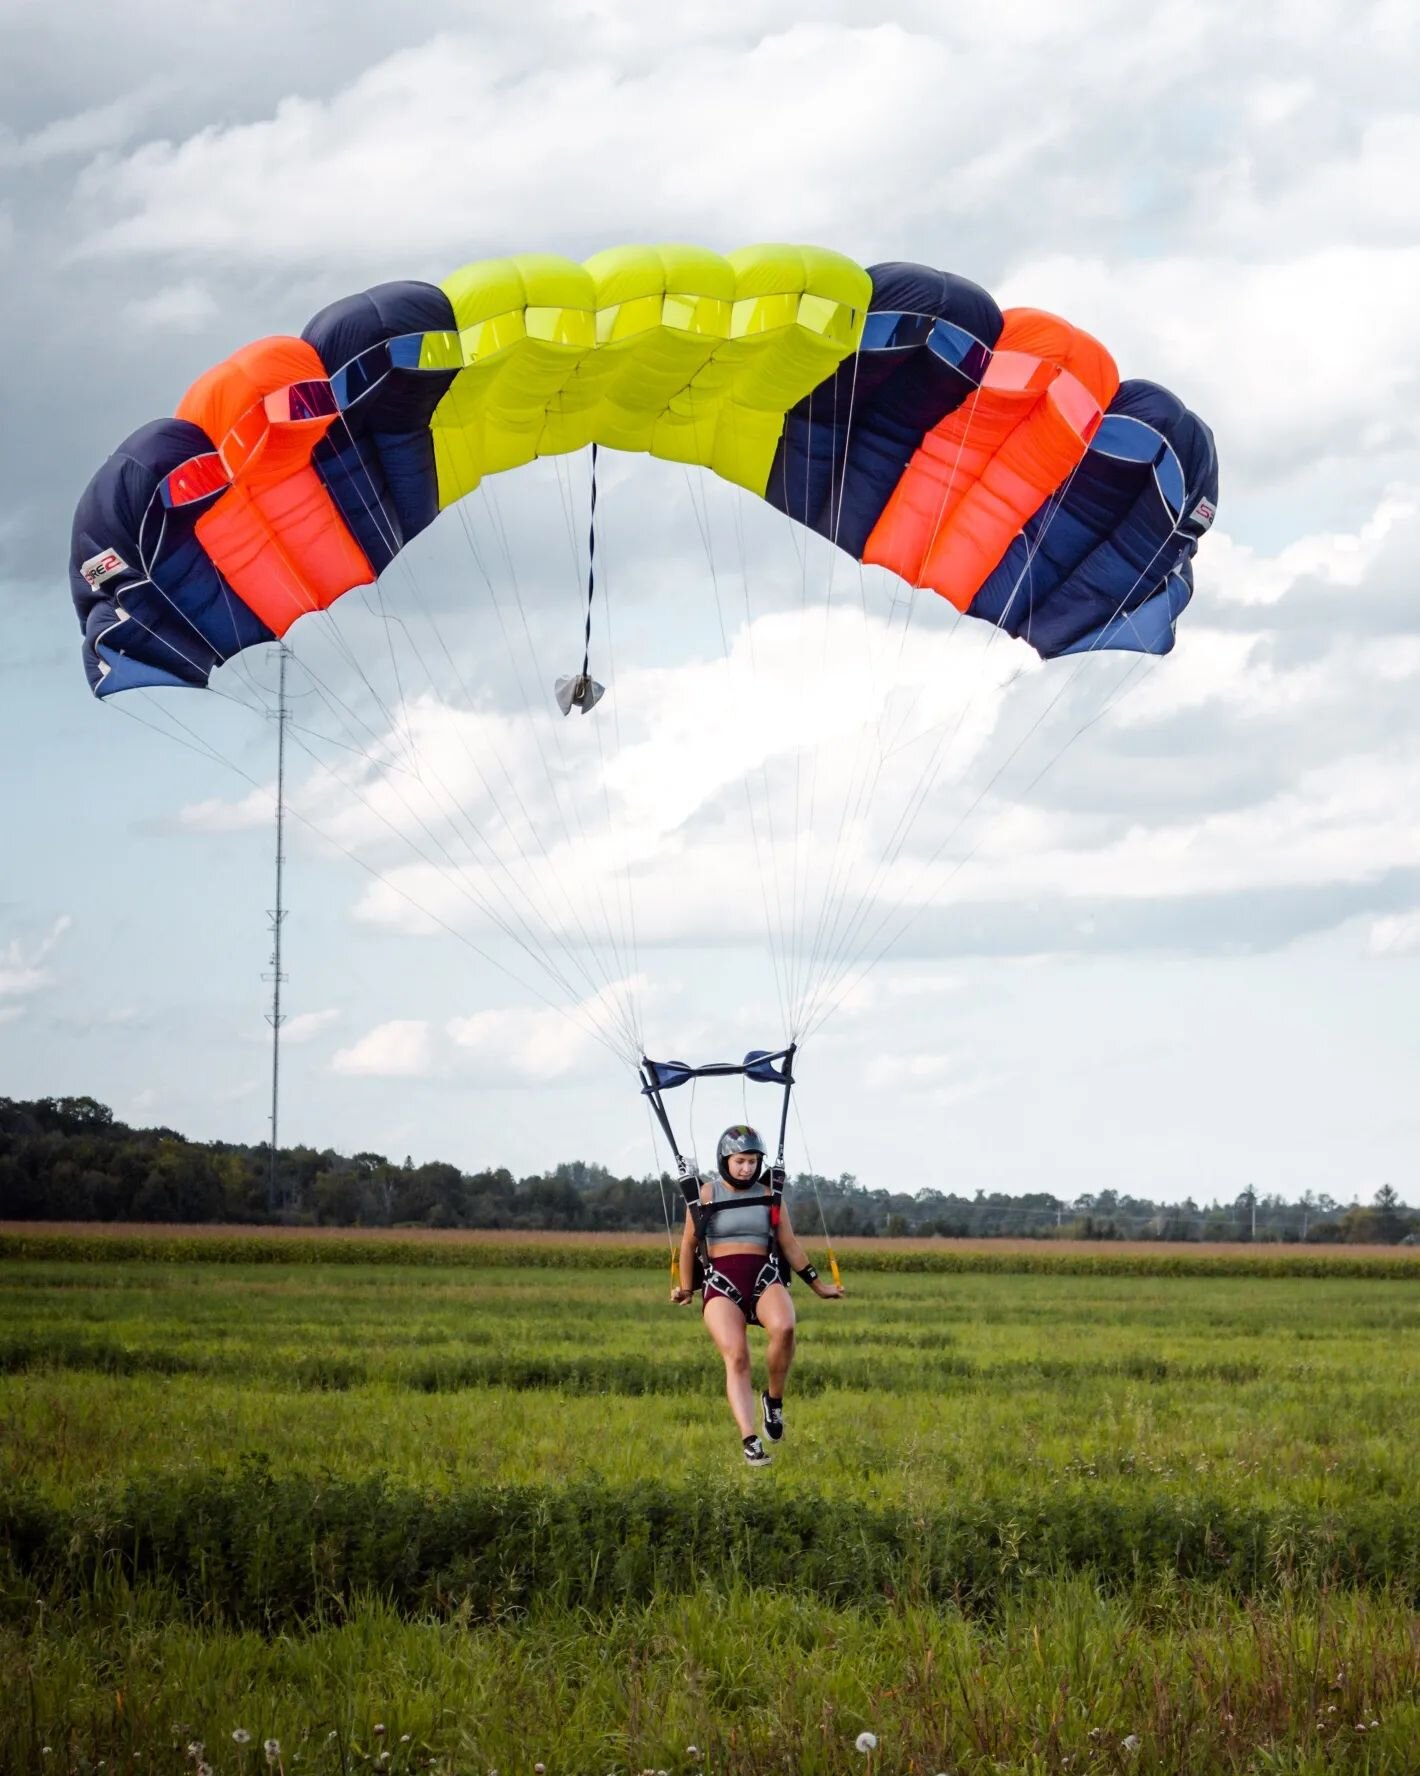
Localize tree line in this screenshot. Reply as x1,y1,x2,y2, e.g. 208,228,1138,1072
0,1096,1415,1243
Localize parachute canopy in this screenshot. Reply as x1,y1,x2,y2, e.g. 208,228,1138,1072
70,242,1217,697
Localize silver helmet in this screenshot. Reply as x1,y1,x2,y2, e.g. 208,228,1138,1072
717,1124,767,1184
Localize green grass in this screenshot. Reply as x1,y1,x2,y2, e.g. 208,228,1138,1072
4,1582,1417,1774
2,1256,1418,1772
5,1228,1419,1276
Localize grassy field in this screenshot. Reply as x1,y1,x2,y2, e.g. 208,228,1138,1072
1,1241,1417,1773
9,1220,1420,1260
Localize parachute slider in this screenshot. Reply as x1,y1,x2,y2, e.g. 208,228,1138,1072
554,673,605,716
640,1048,795,1094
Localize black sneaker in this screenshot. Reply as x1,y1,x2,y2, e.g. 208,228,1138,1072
761,1392,784,1443
743,1434,772,1466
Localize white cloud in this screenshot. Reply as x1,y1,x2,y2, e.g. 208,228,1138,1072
123,278,218,332
0,1006,23,1026
331,1018,433,1077
49,1005,142,1033
226,480,1420,997
446,992,613,1082
212,1077,262,1104
299,594,1030,967
281,1008,341,1044
912,748,1420,907
0,89,164,169
1368,912,1420,957
996,249,1420,482
1203,494,1418,609
864,1044,1001,1109
70,23,1122,269
63,7,1335,286
865,1049,954,1089
117,391,1407,1173
0,915,72,1002
1206,113,1420,251
177,787,274,833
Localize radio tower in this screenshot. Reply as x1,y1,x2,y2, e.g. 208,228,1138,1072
263,643,291,1215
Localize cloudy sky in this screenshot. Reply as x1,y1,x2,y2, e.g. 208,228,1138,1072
3,0,1417,1211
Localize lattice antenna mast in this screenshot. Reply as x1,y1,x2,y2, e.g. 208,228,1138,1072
263,643,291,1214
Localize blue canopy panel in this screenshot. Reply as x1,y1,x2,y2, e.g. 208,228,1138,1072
303,281,461,573
967,380,1220,660
766,264,1003,556
1055,560,1194,657
70,419,273,697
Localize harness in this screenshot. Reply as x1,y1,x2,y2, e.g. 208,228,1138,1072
639,1044,796,1305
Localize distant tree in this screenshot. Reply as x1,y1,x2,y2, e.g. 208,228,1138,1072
1,1094,1415,1242
313,1167,372,1225
1337,1205,1380,1244
1372,1184,1408,1244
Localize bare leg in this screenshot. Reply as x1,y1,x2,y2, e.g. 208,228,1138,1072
755,1283,797,1399
702,1297,756,1437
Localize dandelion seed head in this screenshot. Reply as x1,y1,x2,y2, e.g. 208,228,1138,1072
265,1742,281,1760
534,1765,545,1774
855,1731,878,1753
233,1729,252,1745
401,1736,411,1744
1122,1735,1141,1753
374,1725,387,1737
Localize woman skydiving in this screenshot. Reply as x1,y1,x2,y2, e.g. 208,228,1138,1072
671,1124,844,1465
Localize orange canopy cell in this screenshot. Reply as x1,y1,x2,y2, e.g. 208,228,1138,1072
863,309,1119,612
176,337,372,634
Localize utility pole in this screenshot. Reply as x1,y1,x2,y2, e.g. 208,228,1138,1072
263,644,291,1217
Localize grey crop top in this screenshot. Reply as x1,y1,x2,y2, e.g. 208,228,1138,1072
704,1172,775,1248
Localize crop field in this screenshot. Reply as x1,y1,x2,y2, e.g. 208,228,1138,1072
1,1240,1418,1774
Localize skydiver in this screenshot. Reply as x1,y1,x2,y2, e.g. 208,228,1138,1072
671,1124,844,1465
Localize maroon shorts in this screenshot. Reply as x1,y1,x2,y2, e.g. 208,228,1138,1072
702,1248,788,1324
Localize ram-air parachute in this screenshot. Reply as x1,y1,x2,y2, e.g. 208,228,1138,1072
69,242,1218,1067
